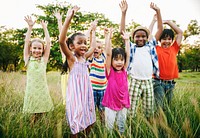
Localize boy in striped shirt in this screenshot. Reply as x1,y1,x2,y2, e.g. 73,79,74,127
88,40,107,123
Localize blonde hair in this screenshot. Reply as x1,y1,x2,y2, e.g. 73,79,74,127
29,38,45,51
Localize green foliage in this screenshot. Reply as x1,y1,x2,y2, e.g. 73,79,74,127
0,27,23,71
183,20,200,40
178,47,200,71
1,1,200,72
32,2,123,71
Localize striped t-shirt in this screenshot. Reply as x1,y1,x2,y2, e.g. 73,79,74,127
88,53,107,90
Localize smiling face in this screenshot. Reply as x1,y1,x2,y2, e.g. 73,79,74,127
111,48,126,71
73,35,87,56
160,36,173,48
112,54,125,71
159,29,174,48
30,41,44,58
133,30,148,47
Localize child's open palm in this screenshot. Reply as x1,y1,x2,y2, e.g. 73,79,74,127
40,20,48,29
24,15,35,27
66,6,80,17
121,31,129,40
72,5,80,14
162,20,170,24
104,28,113,39
153,14,157,21
119,0,128,13
150,2,160,12
90,20,98,31
54,10,62,20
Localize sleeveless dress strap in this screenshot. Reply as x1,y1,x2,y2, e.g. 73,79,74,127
74,56,78,62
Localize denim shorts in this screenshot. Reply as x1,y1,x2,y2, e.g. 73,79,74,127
153,78,176,110
93,89,105,112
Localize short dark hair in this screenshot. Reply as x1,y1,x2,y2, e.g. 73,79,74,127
159,29,174,41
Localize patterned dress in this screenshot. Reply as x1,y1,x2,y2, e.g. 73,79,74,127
23,57,54,113
66,57,96,134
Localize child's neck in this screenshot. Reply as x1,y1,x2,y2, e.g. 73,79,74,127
113,67,123,72
74,54,85,62
32,56,41,60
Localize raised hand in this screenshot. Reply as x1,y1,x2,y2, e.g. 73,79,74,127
109,28,113,39
153,14,157,22
104,28,109,37
90,20,98,31
72,5,80,14
150,2,160,12
119,0,128,13
162,20,170,24
24,15,36,27
104,28,113,39
66,5,80,17
66,7,73,17
121,31,129,40
54,10,62,20
40,20,48,29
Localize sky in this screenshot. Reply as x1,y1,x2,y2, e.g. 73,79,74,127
0,0,200,32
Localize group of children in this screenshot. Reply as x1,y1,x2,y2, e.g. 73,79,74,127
22,0,183,137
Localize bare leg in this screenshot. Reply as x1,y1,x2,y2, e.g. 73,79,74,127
70,134,78,138
99,111,105,125
30,114,36,126
86,123,95,136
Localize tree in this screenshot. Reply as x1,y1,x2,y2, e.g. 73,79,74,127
0,27,24,71
31,1,120,70
183,20,200,40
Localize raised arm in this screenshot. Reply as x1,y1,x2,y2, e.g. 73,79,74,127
148,14,157,41
54,10,66,59
105,28,112,75
41,20,51,63
24,15,36,66
150,2,163,41
59,6,80,60
54,11,63,34
163,20,183,46
119,0,128,34
85,20,97,42
85,20,97,59
121,31,130,70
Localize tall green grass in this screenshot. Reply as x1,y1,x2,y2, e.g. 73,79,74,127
0,71,199,138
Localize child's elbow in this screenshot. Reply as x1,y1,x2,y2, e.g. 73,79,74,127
46,41,51,46
179,30,183,35
59,39,65,46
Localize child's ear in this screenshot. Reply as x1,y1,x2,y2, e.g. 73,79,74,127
69,44,75,50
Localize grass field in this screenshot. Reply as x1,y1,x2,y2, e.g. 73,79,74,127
0,71,200,138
